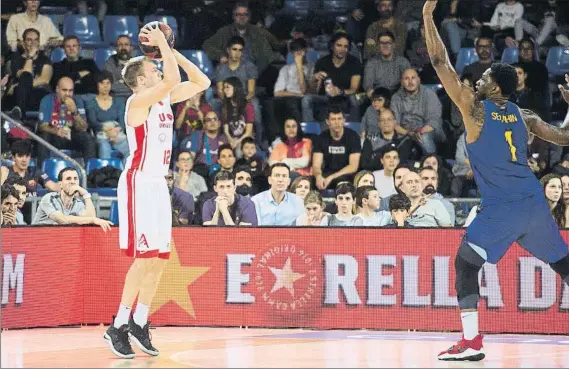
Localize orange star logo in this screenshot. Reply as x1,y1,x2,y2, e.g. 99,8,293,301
149,239,209,317
269,257,305,297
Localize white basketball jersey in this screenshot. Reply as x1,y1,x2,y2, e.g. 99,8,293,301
123,94,174,177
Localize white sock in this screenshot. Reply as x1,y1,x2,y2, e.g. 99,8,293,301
461,311,479,340
114,304,131,328
133,303,150,328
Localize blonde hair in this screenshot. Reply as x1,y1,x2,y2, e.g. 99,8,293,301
354,170,374,188
121,56,146,89
304,191,324,207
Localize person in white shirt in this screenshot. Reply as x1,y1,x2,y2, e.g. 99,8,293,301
6,0,62,51
373,145,399,198
355,185,392,226
295,190,330,226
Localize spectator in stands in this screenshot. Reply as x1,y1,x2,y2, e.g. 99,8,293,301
202,2,282,74
31,167,111,230
175,90,212,142
203,170,257,226
0,139,59,193
37,76,97,166
165,170,195,226
295,190,330,226
103,35,133,98
462,37,493,82
485,0,524,52
385,193,412,227
406,22,438,84
269,117,313,177
1,184,20,226
4,28,52,117
399,171,451,227
355,185,392,226
52,36,99,96
182,111,229,178
441,0,482,59
174,151,208,199
363,31,411,93
302,33,362,122
235,137,265,180
373,145,400,198
379,164,410,210
221,77,255,157
562,175,569,224
540,173,566,228
361,109,413,171
451,132,477,197
391,68,443,155
364,0,406,59
251,163,304,226
312,107,361,190
347,0,381,44
270,37,314,139
86,71,129,160
393,0,423,32
513,64,548,120
3,176,28,225
217,144,237,175
419,166,456,226
361,87,391,138
6,0,62,52
517,38,550,108
421,154,453,196
289,175,311,200
354,170,375,189
328,183,363,226
514,0,558,48
234,165,256,197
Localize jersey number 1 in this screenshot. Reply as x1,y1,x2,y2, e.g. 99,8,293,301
504,130,518,162
163,149,171,165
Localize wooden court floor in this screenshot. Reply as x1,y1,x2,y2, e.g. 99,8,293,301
1,326,568,368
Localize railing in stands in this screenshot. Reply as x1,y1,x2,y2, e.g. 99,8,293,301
0,111,88,188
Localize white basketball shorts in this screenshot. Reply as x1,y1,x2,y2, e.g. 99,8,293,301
117,169,172,259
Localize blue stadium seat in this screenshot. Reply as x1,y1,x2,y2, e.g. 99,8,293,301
29,158,36,168
300,121,321,135
40,5,69,14
46,14,59,28
423,84,443,93
143,15,178,44
344,122,361,134
86,158,124,173
109,150,123,159
109,200,119,225
91,188,117,196
179,50,214,78
94,48,116,69
455,48,479,76
546,47,569,77
50,47,66,63
103,15,139,45
42,158,74,181
63,14,104,47
286,49,320,64
501,47,519,64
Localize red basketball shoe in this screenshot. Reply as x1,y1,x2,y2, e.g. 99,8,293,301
438,334,485,361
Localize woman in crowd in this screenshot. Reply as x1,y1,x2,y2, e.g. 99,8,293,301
269,117,312,176
221,77,254,158
289,176,311,200
295,191,330,226
540,173,566,228
175,90,212,144
354,170,375,188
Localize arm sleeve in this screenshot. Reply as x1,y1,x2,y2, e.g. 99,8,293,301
424,90,443,132
85,100,101,131
274,66,288,93
240,199,259,225
39,195,58,217
6,17,19,51
201,199,215,223
433,200,451,226
362,59,375,91
38,95,52,125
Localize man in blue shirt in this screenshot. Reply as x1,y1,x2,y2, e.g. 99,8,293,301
36,76,97,166
251,163,304,226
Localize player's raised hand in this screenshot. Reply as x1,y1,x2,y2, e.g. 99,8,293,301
423,0,438,15
559,74,569,104
140,24,166,47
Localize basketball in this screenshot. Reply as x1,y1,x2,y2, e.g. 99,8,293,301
138,21,175,59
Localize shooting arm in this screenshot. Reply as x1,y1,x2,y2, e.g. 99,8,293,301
170,50,211,104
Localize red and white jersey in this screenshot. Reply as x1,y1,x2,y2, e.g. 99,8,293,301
123,94,174,177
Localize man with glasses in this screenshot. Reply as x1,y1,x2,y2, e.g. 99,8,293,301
363,31,411,93
462,37,493,83
6,0,63,52
104,35,134,98
364,0,406,59
5,28,52,117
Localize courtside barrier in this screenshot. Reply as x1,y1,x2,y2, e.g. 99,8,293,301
2,227,568,333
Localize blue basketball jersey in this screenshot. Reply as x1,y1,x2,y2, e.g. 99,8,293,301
466,100,542,206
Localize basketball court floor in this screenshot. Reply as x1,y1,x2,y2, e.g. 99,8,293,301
1,327,568,367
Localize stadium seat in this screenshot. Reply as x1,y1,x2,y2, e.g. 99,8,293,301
286,49,320,64
545,47,569,77
179,50,214,78
29,158,36,168
63,14,104,47
280,0,314,16
109,150,123,159
50,149,73,158
501,47,519,64
86,158,124,173
46,14,59,28
455,48,479,76
94,48,116,69
103,15,139,45
344,122,361,134
318,0,351,16
91,188,117,196
42,158,75,181
423,84,443,93
143,15,178,44
50,47,66,63
109,200,119,225
300,121,321,135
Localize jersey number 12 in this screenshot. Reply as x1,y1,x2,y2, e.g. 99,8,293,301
504,130,518,162
163,149,171,165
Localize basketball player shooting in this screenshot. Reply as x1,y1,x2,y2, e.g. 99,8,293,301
423,0,569,362
103,23,211,359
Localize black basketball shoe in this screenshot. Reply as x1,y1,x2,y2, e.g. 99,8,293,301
128,316,159,356
103,318,135,359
